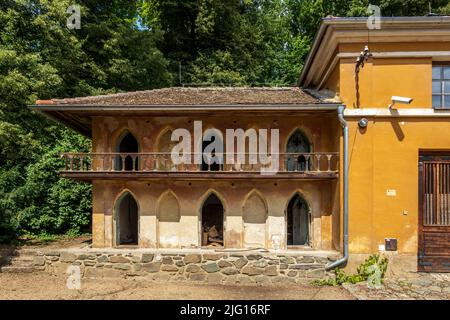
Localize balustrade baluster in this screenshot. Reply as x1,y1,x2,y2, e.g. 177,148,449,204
121,155,126,172
63,155,68,171
69,155,74,171
142,155,147,172
132,155,137,172
153,156,157,172
99,155,104,171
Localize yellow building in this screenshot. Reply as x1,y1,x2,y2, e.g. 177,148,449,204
300,16,450,273
32,17,450,275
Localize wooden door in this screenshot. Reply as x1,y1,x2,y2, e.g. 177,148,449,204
418,153,450,272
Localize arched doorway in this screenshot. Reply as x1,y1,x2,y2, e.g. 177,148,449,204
115,131,139,171
201,193,224,247
286,194,311,246
115,192,139,245
286,129,311,171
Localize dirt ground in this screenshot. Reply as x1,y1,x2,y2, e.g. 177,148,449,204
0,272,354,300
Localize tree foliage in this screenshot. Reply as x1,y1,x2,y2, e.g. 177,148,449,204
1,0,449,242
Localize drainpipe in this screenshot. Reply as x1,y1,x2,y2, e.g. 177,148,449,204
326,105,349,270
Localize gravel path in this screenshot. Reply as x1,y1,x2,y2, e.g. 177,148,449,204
0,272,354,300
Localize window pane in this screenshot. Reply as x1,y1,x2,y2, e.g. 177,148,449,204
445,81,450,94
433,95,442,108
444,67,450,80
433,66,442,79
445,96,450,109
433,80,442,93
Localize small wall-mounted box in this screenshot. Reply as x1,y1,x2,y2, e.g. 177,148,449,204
385,238,398,251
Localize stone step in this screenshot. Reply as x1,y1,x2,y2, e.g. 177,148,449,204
10,255,34,262
13,250,39,257
0,265,37,273
8,260,34,267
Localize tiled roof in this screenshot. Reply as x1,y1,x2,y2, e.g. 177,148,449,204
35,87,332,106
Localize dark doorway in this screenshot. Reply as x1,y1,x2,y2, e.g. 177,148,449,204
418,152,450,272
116,193,139,245
287,194,310,246
115,132,139,171
286,129,311,171
201,136,223,171
201,193,224,247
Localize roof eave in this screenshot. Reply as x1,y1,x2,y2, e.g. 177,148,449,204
29,103,341,111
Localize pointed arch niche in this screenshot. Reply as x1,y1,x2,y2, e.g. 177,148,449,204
242,191,268,248
157,191,181,248
155,128,177,171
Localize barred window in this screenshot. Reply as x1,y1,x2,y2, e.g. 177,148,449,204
432,65,450,109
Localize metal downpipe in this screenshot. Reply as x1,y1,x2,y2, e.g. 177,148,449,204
326,105,349,270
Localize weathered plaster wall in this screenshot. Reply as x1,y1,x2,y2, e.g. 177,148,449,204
91,114,341,251
93,179,337,250
92,115,338,155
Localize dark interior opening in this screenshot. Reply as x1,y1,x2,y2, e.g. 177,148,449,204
286,129,311,171
116,193,139,245
116,132,139,171
201,194,224,247
201,136,223,171
287,194,310,246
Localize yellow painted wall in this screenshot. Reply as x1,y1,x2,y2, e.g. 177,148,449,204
333,41,450,257
346,118,450,254
340,57,432,109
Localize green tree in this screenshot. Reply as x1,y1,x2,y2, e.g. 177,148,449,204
0,0,171,242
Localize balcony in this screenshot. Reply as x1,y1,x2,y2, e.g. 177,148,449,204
60,152,339,181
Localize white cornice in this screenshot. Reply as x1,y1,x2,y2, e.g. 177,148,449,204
344,108,450,118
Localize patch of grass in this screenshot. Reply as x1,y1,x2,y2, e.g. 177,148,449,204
313,254,389,286
18,233,91,246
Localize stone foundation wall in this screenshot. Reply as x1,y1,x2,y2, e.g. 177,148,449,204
32,250,336,284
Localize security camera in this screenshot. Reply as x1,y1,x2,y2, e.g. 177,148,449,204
389,96,413,109
391,96,413,104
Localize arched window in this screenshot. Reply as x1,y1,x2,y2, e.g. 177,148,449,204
115,192,139,245
115,131,139,171
242,191,267,248
286,129,311,171
286,194,311,246
158,191,181,248
201,193,224,247
201,129,224,171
